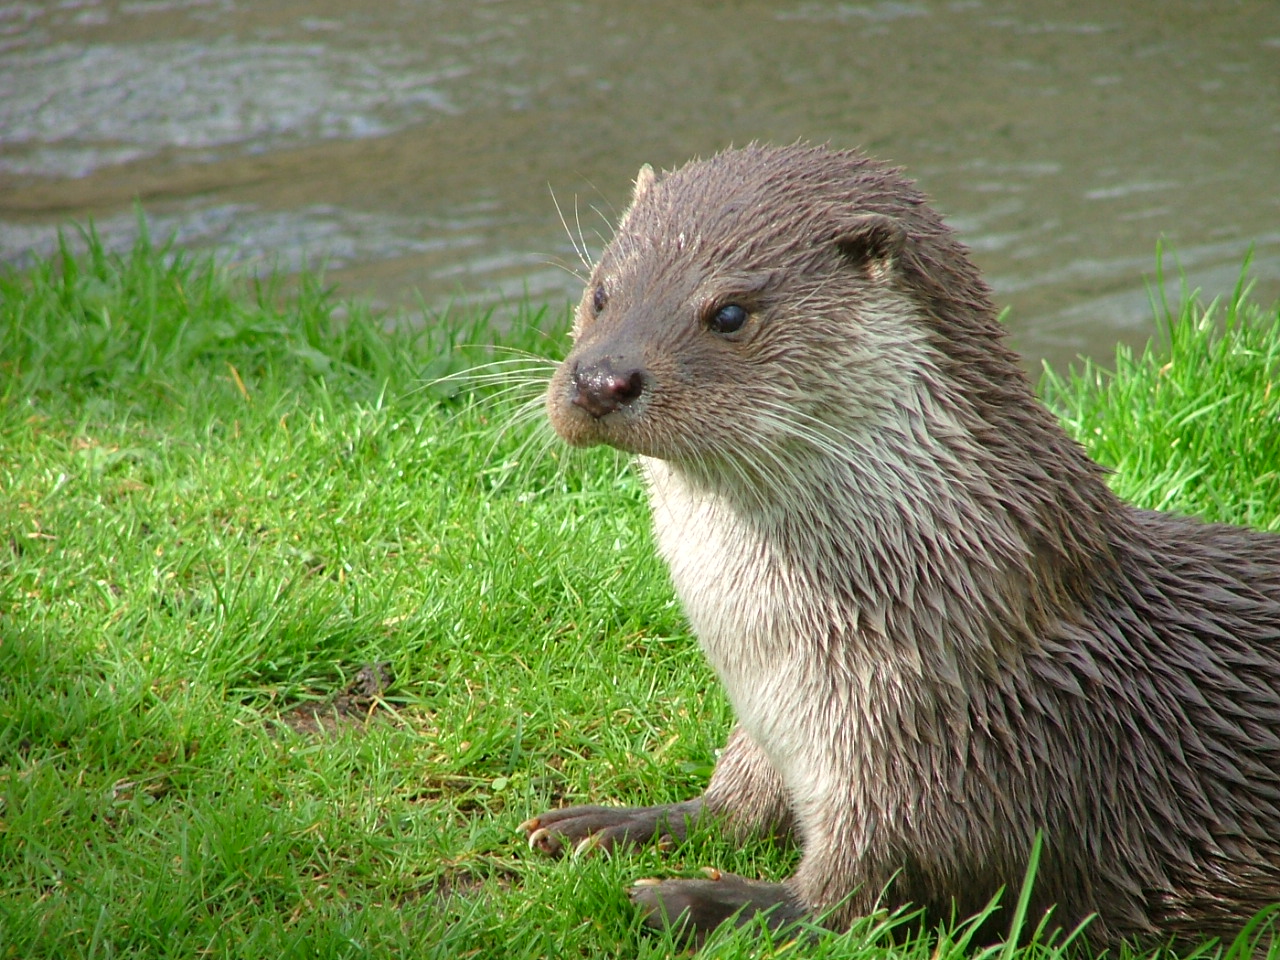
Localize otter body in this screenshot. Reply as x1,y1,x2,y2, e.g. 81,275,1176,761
523,144,1280,947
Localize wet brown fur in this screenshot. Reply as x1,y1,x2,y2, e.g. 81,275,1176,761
536,143,1280,947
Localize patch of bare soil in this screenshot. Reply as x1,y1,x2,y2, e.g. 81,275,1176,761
276,661,396,736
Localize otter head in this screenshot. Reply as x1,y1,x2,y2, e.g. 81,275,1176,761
547,145,995,469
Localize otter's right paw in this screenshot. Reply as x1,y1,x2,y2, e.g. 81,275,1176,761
520,800,702,857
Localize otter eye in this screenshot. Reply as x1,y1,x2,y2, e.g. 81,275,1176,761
591,283,608,315
708,303,748,335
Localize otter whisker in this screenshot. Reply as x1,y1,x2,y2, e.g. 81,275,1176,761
750,398,877,473
421,355,558,393
474,393,565,492
573,195,593,273
550,185,592,273
588,203,615,260
539,255,587,285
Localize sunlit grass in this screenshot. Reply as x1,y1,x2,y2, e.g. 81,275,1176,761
2,232,1277,959
1042,256,1280,529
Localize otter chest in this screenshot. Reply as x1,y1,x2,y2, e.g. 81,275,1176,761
641,459,852,785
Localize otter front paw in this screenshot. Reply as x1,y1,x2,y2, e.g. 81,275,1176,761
520,800,702,857
630,869,807,944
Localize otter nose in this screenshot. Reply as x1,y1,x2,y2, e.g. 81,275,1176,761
570,357,646,419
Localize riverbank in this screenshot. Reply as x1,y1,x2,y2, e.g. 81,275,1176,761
2,235,1277,959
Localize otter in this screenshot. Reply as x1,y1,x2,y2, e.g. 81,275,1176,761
520,143,1280,948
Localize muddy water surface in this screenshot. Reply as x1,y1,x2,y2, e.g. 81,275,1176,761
2,0,1278,370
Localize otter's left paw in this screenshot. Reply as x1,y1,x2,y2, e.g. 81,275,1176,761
629,868,807,944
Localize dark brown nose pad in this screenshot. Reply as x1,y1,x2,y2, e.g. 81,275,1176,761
571,358,646,418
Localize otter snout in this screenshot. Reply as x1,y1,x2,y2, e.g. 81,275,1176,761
546,346,656,451
570,356,647,419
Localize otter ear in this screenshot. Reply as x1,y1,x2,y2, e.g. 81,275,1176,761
835,213,906,280
617,164,657,229
631,163,656,205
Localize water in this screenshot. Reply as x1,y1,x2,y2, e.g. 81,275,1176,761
2,0,1278,371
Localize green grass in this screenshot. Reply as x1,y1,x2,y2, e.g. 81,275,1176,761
1,230,1278,959
1042,257,1280,530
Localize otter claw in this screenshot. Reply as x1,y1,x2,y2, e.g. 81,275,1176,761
573,833,603,858
517,816,541,833
527,826,553,852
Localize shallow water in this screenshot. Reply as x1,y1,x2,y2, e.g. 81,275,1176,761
2,0,1278,371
